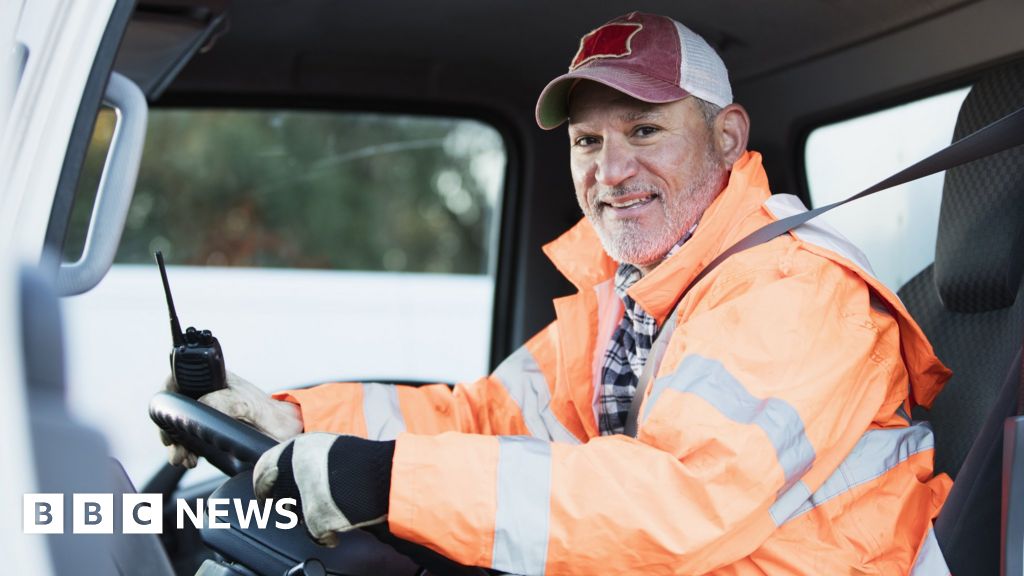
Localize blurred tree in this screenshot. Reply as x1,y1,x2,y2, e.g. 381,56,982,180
66,109,506,275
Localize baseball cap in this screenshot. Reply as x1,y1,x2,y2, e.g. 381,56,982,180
535,12,733,129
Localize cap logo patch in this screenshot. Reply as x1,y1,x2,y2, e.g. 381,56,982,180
570,22,643,70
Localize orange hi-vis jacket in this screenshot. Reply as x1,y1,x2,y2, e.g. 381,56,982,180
275,151,954,575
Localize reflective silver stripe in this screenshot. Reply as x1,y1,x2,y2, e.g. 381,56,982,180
492,346,580,444
911,526,951,575
361,383,406,440
769,481,811,525
770,423,936,525
492,436,551,575
644,355,815,489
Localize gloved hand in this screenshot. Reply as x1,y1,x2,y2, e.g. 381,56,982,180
253,432,395,547
160,370,304,468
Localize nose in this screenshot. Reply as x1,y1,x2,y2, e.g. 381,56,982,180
594,137,638,187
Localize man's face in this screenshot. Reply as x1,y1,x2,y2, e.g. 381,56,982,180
568,82,728,271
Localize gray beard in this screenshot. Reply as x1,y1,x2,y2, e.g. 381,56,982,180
590,147,725,268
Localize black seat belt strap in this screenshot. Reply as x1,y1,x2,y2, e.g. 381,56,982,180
693,106,1024,294
624,105,1024,439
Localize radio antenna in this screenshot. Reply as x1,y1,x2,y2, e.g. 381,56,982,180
155,251,185,347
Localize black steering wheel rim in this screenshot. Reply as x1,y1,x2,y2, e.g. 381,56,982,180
150,391,278,475
150,391,494,576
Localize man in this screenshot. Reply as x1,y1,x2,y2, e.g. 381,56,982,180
165,12,953,575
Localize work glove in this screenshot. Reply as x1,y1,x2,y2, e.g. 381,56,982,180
160,370,304,468
253,432,394,547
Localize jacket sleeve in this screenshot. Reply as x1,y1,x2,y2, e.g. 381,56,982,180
271,324,579,442
386,252,922,575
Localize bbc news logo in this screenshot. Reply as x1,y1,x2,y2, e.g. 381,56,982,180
24,493,298,534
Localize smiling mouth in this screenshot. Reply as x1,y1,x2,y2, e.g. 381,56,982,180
601,193,658,211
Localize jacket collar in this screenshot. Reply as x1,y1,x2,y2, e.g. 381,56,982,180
541,214,619,293
543,151,771,324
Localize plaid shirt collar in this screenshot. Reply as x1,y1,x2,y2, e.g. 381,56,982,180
598,224,697,436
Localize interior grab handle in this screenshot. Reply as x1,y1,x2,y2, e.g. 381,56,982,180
57,72,147,296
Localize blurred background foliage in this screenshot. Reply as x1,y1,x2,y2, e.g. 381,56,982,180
65,108,506,274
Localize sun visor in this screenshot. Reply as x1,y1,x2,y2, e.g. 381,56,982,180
113,1,229,100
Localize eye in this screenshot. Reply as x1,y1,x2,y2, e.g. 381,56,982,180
633,125,659,137
572,135,600,148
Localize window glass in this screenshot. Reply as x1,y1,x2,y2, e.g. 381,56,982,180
61,109,506,483
804,87,970,290
118,110,502,273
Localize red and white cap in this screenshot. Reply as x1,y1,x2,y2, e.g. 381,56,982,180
535,12,733,129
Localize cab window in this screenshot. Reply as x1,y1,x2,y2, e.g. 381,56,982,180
62,108,507,481
804,87,970,290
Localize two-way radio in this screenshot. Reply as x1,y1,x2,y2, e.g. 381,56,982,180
156,251,227,400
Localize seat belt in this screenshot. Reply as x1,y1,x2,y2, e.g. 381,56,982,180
623,105,1024,438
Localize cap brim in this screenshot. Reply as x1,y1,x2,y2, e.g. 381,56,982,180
535,64,691,130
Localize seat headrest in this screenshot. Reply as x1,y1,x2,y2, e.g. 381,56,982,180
934,59,1024,313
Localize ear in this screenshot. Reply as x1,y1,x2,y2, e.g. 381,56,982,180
713,103,750,167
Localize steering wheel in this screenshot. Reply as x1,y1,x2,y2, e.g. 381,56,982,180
149,390,278,476
149,390,492,576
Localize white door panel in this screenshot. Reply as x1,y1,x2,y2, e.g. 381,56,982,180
0,0,115,260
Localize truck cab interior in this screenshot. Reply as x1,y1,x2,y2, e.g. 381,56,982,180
6,0,1024,574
